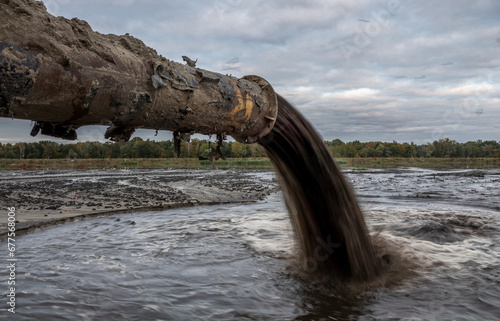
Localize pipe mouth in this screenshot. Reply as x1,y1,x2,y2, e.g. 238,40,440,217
231,75,278,144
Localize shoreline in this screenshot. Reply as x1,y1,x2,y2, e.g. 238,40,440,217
1,200,255,241
1,168,279,240
1,157,499,171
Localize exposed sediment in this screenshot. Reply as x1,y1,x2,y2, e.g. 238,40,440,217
0,168,279,239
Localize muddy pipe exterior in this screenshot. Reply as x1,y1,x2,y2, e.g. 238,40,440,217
0,0,278,143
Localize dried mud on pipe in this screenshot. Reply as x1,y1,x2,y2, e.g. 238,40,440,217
0,0,277,143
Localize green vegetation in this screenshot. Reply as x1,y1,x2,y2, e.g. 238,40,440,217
0,158,272,171
0,137,499,170
1,137,499,160
0,137,265,159
1,157,498,171
325,138,500,158
335,157,500,169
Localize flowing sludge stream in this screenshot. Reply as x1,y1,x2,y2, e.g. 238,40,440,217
259,95,384,282
3,168,500,320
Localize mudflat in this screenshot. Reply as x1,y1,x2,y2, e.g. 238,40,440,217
0,168,279,239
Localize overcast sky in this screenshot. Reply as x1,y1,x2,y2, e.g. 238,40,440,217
1,0,499,144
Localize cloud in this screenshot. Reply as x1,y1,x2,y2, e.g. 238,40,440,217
321,88,381,100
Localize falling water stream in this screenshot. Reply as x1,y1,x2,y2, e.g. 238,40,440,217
259,95,384,282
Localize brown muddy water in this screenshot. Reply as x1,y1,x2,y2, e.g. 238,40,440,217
259,95,382,282
2,168,499,320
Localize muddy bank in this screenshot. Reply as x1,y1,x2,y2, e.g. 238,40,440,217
0,168,279,239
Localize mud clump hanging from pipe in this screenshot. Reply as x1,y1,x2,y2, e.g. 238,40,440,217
259,95,383,282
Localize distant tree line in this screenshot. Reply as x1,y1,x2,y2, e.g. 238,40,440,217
0,137,266,159
0,137,498,159
325,138,500,158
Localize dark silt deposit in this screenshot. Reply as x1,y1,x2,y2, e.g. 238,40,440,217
0,169,279,238
259,95,383,282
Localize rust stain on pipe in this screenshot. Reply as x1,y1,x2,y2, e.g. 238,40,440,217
0,0,277,143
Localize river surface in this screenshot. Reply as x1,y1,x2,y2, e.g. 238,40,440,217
3,168,500,320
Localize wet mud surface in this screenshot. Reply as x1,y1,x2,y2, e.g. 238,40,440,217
0,169,279,238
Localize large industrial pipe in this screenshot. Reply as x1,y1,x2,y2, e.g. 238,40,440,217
0,0,278,143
